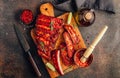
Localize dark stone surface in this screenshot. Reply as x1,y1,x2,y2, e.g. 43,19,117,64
0,0,120,78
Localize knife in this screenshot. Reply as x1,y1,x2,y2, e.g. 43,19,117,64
14,24,41,77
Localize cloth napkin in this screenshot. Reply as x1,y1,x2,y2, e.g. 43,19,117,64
52,0,115,14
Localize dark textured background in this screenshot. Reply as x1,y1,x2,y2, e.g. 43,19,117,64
0,0,120,78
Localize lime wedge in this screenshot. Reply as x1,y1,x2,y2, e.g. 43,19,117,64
46,62,56,71
67,12,72,24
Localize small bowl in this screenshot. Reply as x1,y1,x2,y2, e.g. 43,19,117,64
74,48,93,67
20,9,34,25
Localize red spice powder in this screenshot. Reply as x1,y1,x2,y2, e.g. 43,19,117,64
20,9,33,25
74,48,93,67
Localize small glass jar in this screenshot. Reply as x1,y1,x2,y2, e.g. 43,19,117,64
74,8,95,27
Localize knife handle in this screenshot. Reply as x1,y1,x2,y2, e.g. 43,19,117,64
27,51,41,77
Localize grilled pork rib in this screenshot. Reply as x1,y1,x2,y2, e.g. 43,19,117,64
35,14,63,60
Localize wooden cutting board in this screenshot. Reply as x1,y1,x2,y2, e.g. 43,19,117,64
31,3,86,78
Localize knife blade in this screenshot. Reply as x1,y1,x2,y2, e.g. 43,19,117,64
14,24,41,77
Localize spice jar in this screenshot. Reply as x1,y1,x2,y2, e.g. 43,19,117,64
74,8,95,27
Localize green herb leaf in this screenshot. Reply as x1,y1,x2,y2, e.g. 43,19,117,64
63,66,73,73
61,47,66,51
40,41,44,48
39,41,45,51
50,21,54,31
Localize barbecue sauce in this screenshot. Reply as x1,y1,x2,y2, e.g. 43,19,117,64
74,8,95,27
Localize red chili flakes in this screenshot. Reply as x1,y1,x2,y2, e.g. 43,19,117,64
20,9,33,25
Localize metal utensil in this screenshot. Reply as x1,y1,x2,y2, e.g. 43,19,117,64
14,24,41,77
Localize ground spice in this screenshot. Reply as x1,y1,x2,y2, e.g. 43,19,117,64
20,9,33,25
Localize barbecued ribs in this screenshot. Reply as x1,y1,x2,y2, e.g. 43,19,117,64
35,14,64,60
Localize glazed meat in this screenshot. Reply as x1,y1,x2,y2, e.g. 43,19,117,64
63,32,74,58
64,25,79,44
35,14,63,60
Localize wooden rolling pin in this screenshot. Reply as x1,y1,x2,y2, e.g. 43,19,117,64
80,26,108,63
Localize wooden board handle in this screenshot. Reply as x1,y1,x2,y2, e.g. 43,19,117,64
40,3,54,16
80,26,108,63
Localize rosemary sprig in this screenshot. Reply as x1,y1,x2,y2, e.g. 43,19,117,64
61,47,66,51
63,65,73,73
39,41,45,52
50,21,54,31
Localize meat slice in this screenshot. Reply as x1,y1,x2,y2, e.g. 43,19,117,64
63,32,74,58
64,25,79,44
60,48,74,66
51,50,64,75
35,14,63,60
